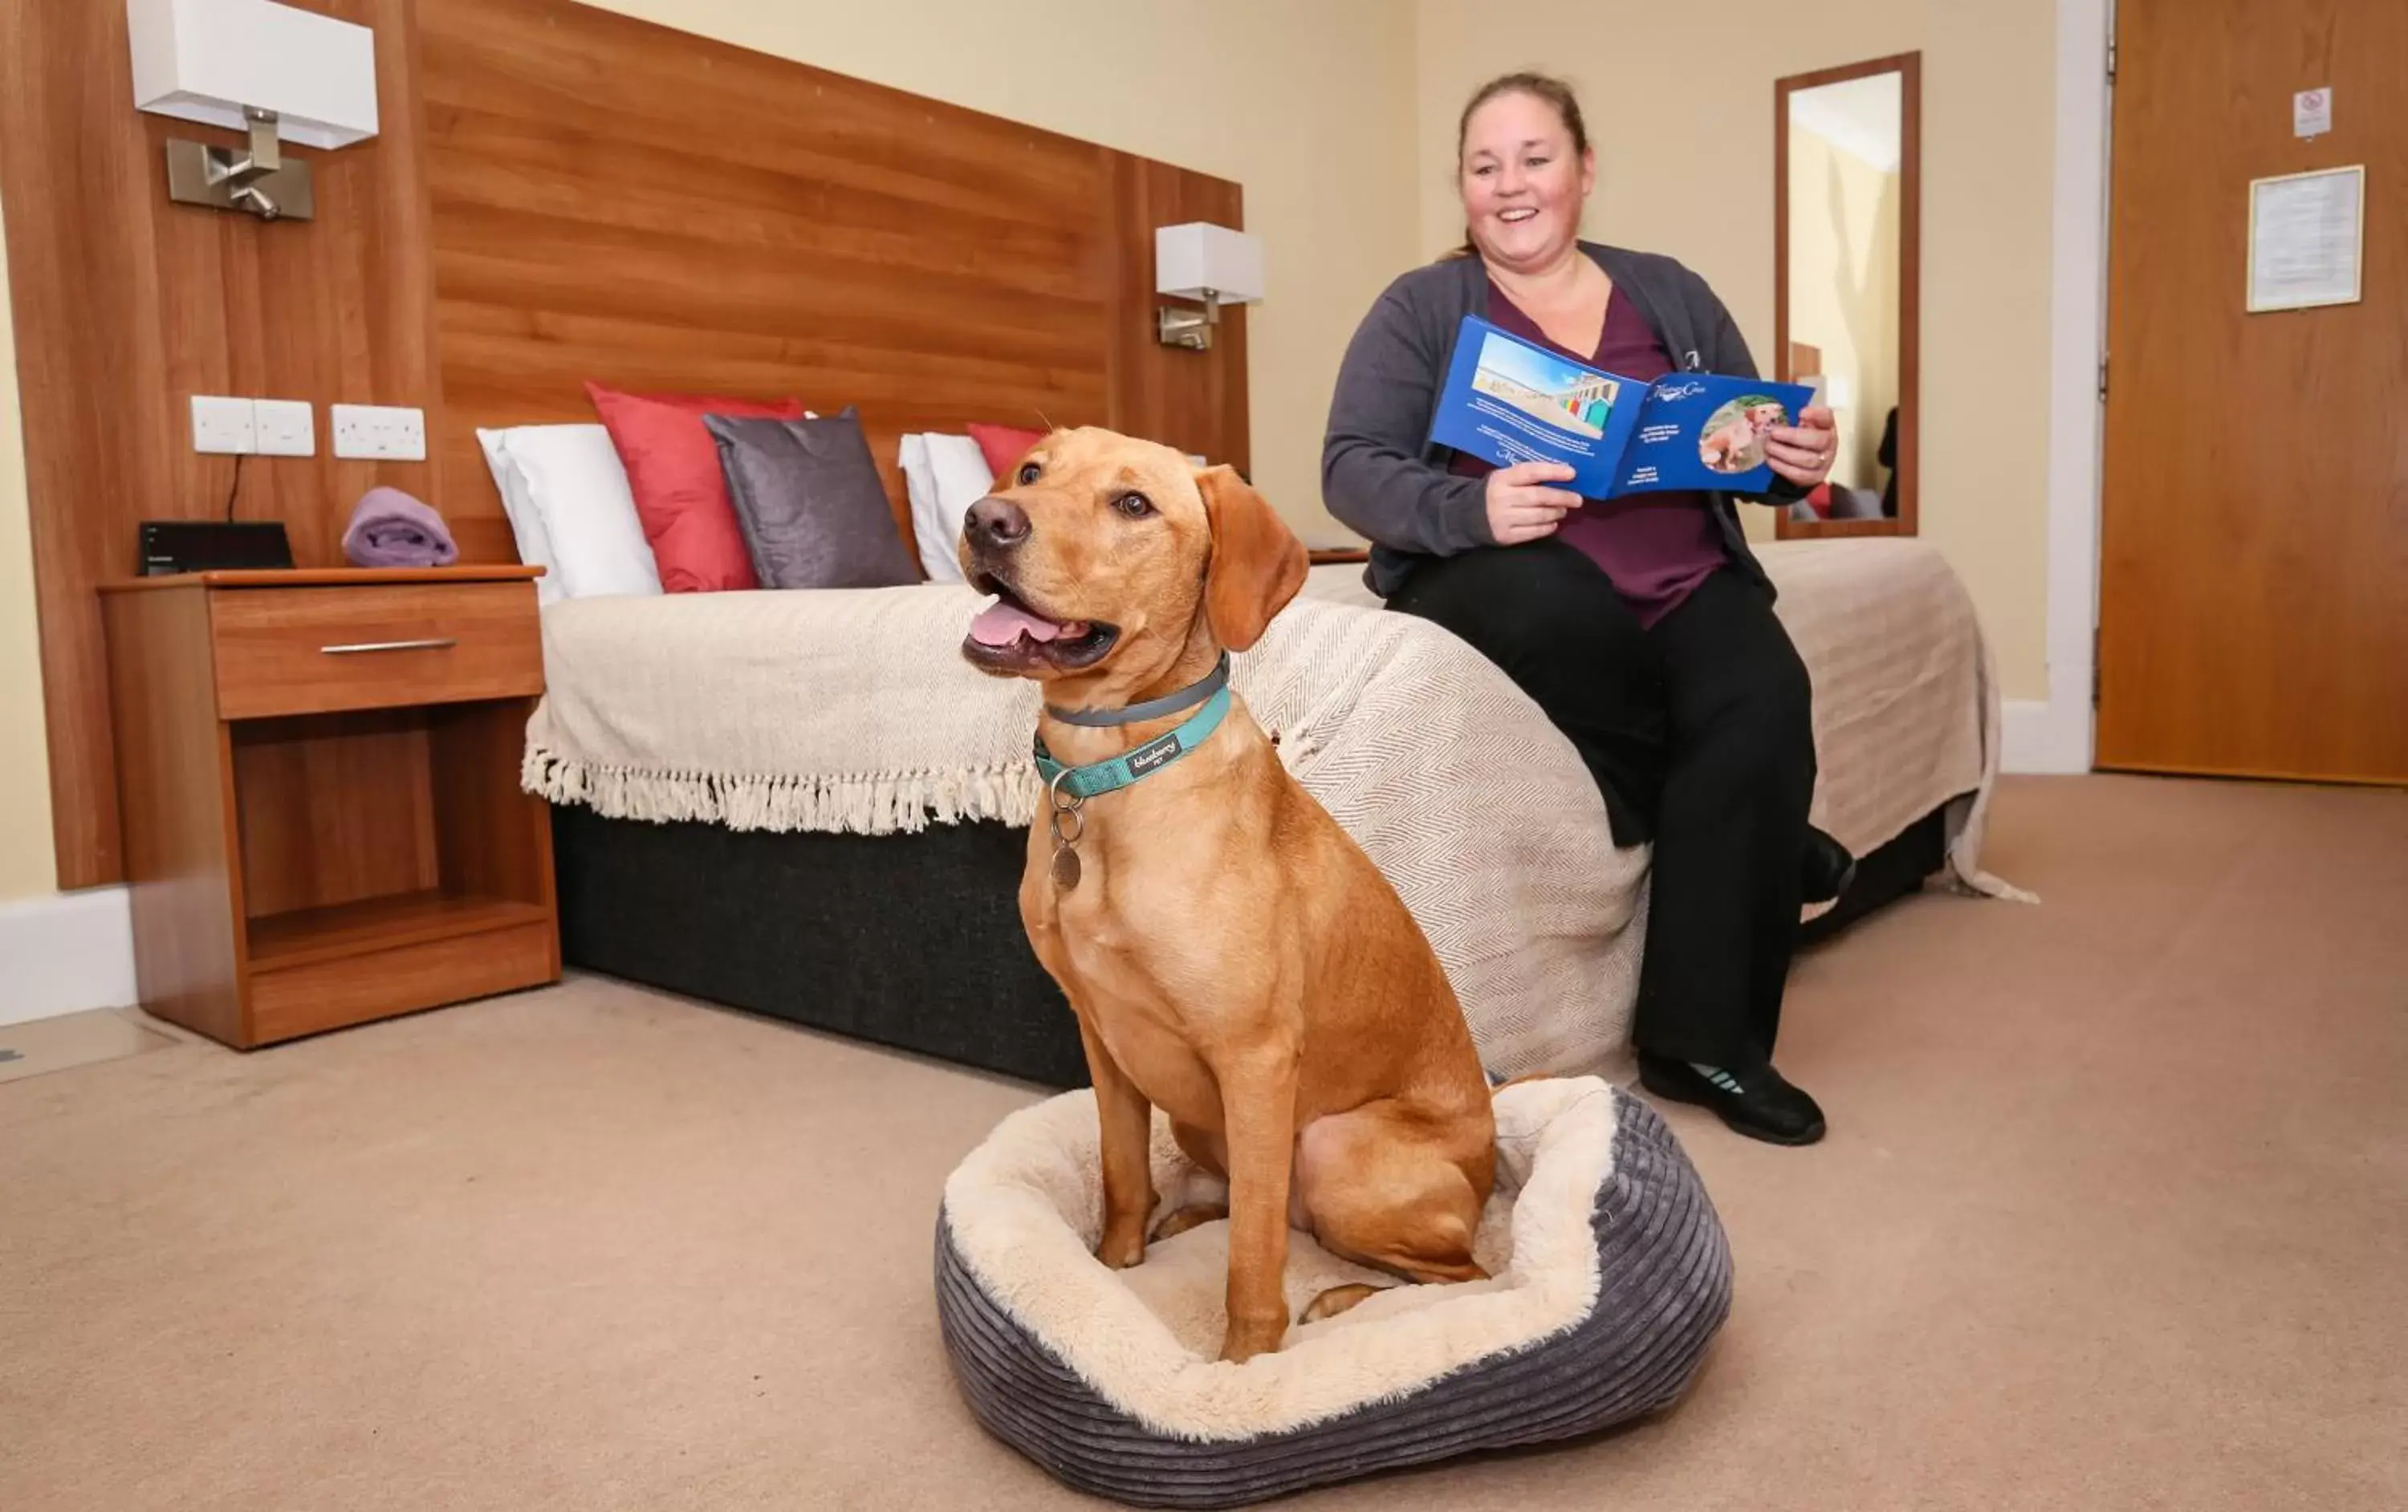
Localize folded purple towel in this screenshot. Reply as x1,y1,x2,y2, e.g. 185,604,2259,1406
342,486,458,568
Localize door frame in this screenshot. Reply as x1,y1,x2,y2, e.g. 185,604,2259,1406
2012,0,2114,776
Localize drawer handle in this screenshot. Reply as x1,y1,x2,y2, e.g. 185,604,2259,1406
317,637,459,656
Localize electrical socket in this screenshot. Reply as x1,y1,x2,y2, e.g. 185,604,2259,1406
190,395,256,455
254,399,316,457
330,404,427,461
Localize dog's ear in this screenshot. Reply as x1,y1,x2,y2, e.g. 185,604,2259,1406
1196,465,1308,652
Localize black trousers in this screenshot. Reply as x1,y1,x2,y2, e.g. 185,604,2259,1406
1388,541,1815,1068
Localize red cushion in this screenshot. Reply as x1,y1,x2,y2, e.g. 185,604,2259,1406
967,422,1048,479
586,381,807,592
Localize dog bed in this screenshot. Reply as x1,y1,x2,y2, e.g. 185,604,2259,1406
934,1077,1732,1507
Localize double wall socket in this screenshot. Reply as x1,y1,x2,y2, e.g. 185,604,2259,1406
188,396,423,460
330,404,427,461
189,395,317,457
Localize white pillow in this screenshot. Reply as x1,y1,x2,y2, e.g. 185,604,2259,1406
475,428,566,606
478,425,661,601
901,432,993,583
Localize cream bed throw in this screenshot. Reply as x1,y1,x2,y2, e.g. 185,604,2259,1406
524,539,2022,1077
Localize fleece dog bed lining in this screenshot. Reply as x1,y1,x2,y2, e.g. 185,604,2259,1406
934,1077,1732,1506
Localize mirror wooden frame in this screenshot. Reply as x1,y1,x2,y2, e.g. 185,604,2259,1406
1773,51,1921,539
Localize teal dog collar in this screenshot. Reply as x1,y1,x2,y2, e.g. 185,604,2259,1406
1033,656,1237,891
1034,682,1233,802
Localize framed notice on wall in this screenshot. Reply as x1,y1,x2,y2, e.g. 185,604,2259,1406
2246,165,2365,313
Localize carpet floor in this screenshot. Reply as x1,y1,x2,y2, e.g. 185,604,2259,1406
4,774,2403,1511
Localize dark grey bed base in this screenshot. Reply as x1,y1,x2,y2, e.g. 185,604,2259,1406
551,800,1956,1089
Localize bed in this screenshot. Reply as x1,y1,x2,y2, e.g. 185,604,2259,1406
370,0,2021,1088
526,536,2020,1088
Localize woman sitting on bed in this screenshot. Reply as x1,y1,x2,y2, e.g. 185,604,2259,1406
1320,71,1852,1147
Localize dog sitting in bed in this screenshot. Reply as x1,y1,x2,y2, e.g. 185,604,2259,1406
956,427,1496,1363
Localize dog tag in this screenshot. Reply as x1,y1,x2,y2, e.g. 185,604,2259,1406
1051,845,1082,892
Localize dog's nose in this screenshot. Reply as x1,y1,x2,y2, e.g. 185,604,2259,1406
966,496,1031,551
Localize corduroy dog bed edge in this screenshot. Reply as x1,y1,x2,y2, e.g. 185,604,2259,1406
934,1079,1731,1507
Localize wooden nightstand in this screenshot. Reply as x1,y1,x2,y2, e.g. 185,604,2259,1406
99,566,559,1049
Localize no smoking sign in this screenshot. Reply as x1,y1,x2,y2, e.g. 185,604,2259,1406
2294,87,2332,139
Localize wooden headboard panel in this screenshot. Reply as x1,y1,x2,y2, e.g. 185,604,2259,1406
2,0,441,888
418,0,1248,559
1,0,1246,888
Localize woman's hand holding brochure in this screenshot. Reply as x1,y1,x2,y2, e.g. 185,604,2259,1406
1485,460,1579,543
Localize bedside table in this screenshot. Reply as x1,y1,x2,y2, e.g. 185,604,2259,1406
98,566,560,1049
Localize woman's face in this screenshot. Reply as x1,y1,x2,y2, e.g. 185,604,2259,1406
1458,91,1593,272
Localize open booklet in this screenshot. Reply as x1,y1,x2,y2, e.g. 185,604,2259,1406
1426,315,1816,499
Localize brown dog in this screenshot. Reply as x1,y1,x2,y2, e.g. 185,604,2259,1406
957,427,1496,1363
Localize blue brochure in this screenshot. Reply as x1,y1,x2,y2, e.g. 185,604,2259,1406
1426,315,1817,498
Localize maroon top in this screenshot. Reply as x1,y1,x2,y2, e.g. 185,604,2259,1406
1450,283,1728,628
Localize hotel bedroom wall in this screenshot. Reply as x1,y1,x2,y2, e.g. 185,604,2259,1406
1413,0,2057,701
0,201,47,900
575,0,1421,537
418,0,1248,545
2,0,1414,896
0,0,441,896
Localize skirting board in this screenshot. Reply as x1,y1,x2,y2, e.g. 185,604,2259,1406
2003,697,2093,775
0,885,136,1027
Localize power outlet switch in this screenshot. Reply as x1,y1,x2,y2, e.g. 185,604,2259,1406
190,395,256,455
330,404,428,461
254,399,315,457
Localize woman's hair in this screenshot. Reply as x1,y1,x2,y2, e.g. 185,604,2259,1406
1448,71,1589,258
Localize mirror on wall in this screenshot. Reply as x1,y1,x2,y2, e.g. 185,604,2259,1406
1774,52,1920,538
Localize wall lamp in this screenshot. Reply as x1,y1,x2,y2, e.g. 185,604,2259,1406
1154,223,1264,352
127,0,380,223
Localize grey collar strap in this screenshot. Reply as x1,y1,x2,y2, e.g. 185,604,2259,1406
1045,653,1230,729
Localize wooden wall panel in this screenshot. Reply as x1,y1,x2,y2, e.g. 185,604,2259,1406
0,0,451,888
4,0,1247,888
417,0,1248,553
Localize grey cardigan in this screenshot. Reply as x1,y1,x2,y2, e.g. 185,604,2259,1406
1320,241,1801,600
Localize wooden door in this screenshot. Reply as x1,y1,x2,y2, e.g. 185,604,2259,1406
2097,0,2408,783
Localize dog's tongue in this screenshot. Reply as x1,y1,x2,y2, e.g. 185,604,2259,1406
970,600,1067,646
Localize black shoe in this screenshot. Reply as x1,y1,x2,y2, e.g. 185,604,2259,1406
1801,825,1857,905
1637,1052,1828,1145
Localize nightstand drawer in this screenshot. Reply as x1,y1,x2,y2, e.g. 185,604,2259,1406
210,582,543,720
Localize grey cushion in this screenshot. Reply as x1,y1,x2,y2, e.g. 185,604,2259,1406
934,1083,1731,1508
704,408,917,590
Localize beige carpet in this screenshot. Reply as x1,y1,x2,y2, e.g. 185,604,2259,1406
4,774,2404,1511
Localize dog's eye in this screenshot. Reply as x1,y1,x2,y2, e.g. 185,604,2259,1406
1017,461,1041,486
1112,492,1155,519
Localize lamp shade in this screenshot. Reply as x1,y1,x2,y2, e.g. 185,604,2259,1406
128,0,380,149
1154,223,1264,305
